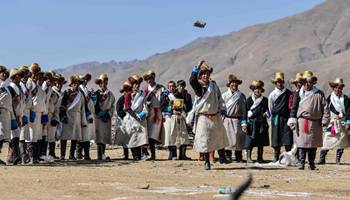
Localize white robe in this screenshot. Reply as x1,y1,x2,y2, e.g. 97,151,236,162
0,80,14,141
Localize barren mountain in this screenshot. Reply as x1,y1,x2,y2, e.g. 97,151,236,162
60,0,350,96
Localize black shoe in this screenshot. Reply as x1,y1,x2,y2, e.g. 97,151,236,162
83,156,91,161
219,157,231,164
298,164,305,170
69,157,77,161
309,164,316,171
60,156,65,161
204,161,211,170
13,156,22,165
0,159,6,165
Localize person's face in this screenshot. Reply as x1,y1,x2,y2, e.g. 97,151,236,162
83,80,88,86
71,83,79,91
304,80,314,91
12,75,21,84
177,85,185,93
146,78,155,85
229,82,239,92
275,80,284,90
56,82,63,90
168,82,176,93
200,72,210,84
253,88,262,97
0,72,7,81
295,82,303,90
99,81,108,90
132,82,140,92
333,86,343,96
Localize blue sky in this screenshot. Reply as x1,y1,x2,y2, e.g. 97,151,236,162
0,0,324,70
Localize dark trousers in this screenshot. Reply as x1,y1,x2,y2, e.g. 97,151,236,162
97,143,106,160
298,148,317,167
131,146,142,160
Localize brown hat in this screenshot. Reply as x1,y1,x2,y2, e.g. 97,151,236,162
302,70,317,84
329,77,345,88
119,81,132,93
79,73,92,82
95,74,108,85
198,62,213,76
249,80,265,92
29,63,41,74
226,74,242,87
56,74,67,85
69,75,80,86
290,72,303,84
271,72,285,84
44,71,55,81
18,65,31,78
143,70,156,80
128,75,143,85
0,65,8,74
10,68,23,79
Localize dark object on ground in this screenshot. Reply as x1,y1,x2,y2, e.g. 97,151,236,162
230,173,253,200
194,21,206,28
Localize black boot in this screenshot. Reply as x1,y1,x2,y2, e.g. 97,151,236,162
131,147,141,160
273,147,281,162
97,144,103,160
298,148,306,170
83,142,91,161
28,142,38,164
336,149,344,165
76,142,83,160
308,148,317,170
179,145,191,160
218,149,230,164
60,140,67,160
168,146,174,160
123,147,129,160
42,136,48,157
225,150,232,161
246,149,253,163
204,153,211,170
49,142,58,159
234,151,243,163
285,145,292,152
317,149,328,165
69,140,77,160
257,147,264,163
101,144,110,160
19,140,28,164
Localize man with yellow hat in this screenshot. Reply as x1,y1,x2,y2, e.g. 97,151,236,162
47,73,65,159
288,70,327,170
60,75,88,160
318,77,350,165
160,80,190,160
143,70,166,160
0,65,16,165
6,68,25,165
268,72,293,162
76,73,95,160
189,60,228,170
244,80,270,163
222,74,247,163
94,74,115,160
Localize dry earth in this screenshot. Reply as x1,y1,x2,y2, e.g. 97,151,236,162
0,144,350,200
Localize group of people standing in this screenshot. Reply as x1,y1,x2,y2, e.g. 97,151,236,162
0,61,349,171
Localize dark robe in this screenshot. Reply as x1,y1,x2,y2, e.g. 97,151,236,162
270,89,293,147
116,95,126,119
244,96,269,148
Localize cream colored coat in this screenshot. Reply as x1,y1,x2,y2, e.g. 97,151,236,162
61,91,88,141
94,89,115,144
47,86,62,143
193,81,229,153
27,79,46,143
222,90,246,150
80,86,96,142
0,80,14,141
19,81,31,141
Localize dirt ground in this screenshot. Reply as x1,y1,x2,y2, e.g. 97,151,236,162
0,144,350,200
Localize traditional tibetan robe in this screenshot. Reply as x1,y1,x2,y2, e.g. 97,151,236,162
244,95,270,148
41,81,52,138
61,89,87,141
27,79,46,143
288,86,327,148
161,91,190,147
268,88,293,147
79,85,95,142
8,82,23,139
222,89,247,150
94,89,115,144
114,95,128,146
144,83,165,143
189,73,228,153
19,81,31,141
321,92,350,150
123,90,149,148
47,86,63,143
0,80,14,141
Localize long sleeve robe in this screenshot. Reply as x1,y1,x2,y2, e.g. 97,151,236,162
47,87,63,143
0,80,14,141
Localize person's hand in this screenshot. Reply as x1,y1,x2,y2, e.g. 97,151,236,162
346,125,350,131
242,125,247,133
87,118,93,124
289,123,296,131
197,60,205,67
